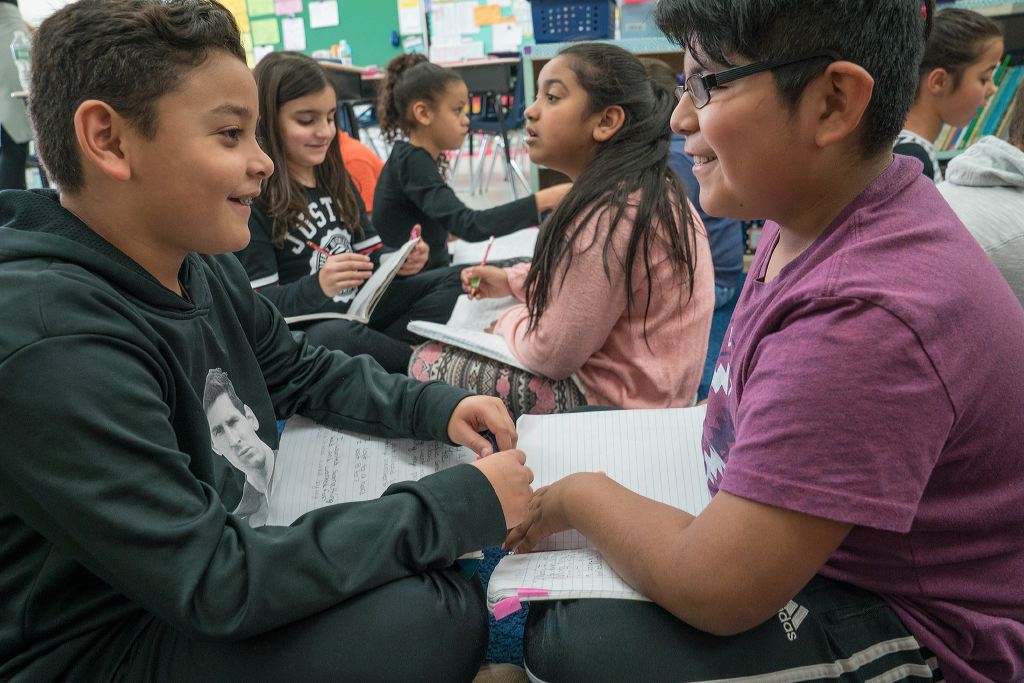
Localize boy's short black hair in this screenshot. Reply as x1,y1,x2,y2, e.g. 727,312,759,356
654,0,935,155
29,0,245,193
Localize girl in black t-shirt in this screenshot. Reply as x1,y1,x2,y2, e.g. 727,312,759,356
236,51,463,374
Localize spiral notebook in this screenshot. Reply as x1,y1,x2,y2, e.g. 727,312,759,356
486,405,710,618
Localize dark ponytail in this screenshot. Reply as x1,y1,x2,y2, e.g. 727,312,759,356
920,8,1002,90
524,43,698,344
377,53,463,144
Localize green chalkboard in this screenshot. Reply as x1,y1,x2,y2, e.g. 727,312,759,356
246,1,402,68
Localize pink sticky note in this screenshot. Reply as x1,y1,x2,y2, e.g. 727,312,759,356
517,588,549,598
493,596,523,620
275,0,302,14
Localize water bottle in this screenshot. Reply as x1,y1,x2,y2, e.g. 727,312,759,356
338,40,353,67
10,30,31,91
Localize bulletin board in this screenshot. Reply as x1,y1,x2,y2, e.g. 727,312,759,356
243,0,403,68
428,0,533,61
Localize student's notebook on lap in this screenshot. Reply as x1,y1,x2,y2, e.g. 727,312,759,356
406,295,530,371
264,415,477,527
284,238,419,325
448,228,538,266
486,405,710,618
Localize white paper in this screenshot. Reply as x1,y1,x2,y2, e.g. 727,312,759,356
518,406,710,551
490,21,523,53
308,0,340,28
266,416,476,526
448,228,537,265
253,44,275,64
457,0,481,34
407,320,529,371
430,41,485,63
444,295,519,330
487,406,710,608
399,5,423,34
281,16,306,51
431,4,461,41
487,549,648,610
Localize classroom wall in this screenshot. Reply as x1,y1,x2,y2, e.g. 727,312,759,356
19,0,72,26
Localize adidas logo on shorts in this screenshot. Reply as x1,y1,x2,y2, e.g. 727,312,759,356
777,600,809,641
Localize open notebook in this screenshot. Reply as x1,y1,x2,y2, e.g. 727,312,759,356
407,295,530,371
486,405,710,618
284,238,419,325
448,228,538,266
264,416,477,527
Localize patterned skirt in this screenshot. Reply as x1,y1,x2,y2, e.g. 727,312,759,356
409,342,587,419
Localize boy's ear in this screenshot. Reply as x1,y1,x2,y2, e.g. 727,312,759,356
410,100,434,127
591,105,625,143
807,61,875,150
73,100,132,183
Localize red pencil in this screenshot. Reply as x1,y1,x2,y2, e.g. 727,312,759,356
306,240,332,257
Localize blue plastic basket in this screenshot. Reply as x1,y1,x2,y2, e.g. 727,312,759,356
529,0,616,44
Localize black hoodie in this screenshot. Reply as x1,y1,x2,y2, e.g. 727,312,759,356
0,190,505,680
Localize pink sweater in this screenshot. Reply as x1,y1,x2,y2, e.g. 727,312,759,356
492,200,714,408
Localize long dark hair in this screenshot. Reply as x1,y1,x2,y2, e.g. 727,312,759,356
253,51,361,246
524,43,697,342
377,53,462,175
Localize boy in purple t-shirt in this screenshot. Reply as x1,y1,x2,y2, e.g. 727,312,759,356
505,1,1024,681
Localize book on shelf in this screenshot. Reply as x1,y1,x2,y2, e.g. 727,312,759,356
485,405,711,619
283,238,419,324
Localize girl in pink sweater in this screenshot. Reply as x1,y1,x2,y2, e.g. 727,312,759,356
410,43,714,416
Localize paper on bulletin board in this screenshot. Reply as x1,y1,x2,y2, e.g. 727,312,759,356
275,0,302,15
399,0,423,35
254,44,275,64
491,21,522,52
430,40,485,63
457,1,480,34
241,31,255,66
250,17,281,44
247,0,274,16
282,16,306,50
309,0,340,29
473,4,502,26
431,3,461,40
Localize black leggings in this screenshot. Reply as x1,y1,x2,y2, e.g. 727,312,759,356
0,125,28,190
118,569,488,682
298,265,464,374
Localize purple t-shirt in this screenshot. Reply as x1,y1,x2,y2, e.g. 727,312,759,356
702,155,1024,682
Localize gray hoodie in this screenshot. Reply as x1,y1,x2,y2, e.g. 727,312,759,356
938,135,1024,306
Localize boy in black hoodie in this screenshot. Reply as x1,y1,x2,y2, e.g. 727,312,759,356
0,1,533,680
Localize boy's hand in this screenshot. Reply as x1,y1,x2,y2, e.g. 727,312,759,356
448,395,516,456
504,472,601,552
461,265,511,299
397,239,429,276
471,450,534,529
318,253,373,297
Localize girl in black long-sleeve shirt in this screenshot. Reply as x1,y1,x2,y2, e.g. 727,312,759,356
373,54,571,270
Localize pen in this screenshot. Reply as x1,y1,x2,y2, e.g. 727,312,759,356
306,240,333,257
469,236,495,295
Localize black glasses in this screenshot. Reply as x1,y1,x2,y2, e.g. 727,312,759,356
675,51,841,109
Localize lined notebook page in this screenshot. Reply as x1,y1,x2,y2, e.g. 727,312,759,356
265,416,476,526
516,406,710,551
487,549,649,609
445,295,519,330
405,320,530,372
448,228,538,265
